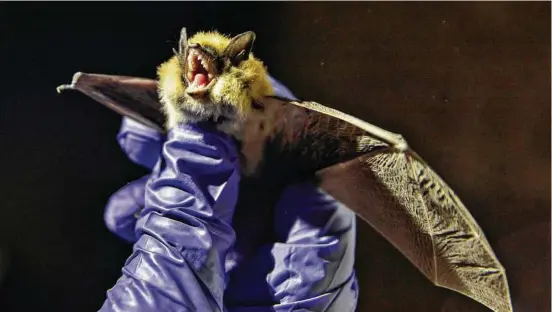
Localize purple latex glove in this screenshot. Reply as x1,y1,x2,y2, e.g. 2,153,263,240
225,182,359,312
103,76,359,311
100,123,241,312
116,117,165,170
104,175,150,243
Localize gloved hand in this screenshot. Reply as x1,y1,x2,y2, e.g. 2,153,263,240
224,181,359,312
101,122,241,312
102,77,358,312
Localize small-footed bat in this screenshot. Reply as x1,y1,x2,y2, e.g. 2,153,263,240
57,28,513,312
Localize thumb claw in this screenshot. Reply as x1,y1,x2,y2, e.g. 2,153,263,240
56,84,74,93
56,84,68,93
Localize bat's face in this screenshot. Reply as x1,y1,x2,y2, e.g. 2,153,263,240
157,28,274,133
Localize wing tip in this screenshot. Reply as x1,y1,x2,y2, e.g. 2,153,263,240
56,72,86,94
56,84,73,94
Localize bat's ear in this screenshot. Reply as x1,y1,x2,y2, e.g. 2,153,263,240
224,31,256,66
179,27,188,55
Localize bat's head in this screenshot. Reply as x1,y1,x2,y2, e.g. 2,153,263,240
157,28,274,133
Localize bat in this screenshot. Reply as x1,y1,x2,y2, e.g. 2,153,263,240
57,28,513,312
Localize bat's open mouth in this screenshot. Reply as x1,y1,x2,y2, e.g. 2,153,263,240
185,47,218,97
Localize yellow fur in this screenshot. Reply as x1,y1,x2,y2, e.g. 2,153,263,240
157,30,274,130
157,56,186,127
188,31,231,55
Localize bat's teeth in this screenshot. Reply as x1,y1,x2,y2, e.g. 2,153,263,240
208,73,214,80
202,57,214,73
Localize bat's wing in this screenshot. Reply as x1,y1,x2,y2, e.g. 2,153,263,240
57,72,165,132
264,99,513,312
442,221,550,312
57,73,513,312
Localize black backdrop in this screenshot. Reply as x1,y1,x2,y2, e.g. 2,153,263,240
0,2,550,312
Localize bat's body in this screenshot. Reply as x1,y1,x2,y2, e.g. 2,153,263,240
57,28,513,312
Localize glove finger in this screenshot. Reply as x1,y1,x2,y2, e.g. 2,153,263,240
104,175,150,243
117,117,165,170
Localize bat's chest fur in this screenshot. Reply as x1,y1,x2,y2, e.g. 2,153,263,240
162,94,242,135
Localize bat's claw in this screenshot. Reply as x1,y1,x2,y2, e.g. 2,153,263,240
56,72,84,94
56,84,74,94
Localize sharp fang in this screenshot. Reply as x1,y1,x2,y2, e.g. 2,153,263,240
208,73,214,80
203,59,213,72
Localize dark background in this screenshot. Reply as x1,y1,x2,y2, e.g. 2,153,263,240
0,2,549,312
